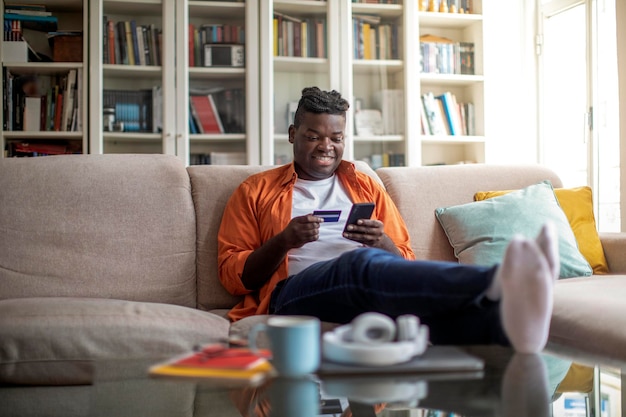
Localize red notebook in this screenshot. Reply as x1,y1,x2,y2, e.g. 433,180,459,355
149,344,274,384
171,344,270,370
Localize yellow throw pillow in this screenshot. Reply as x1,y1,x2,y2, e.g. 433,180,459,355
475,186,608,274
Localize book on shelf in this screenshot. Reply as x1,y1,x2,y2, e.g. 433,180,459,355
420,35,475,75
6,140,82,157
352,15,398,60
209,152,247,165
273,13,326,58
61,69,77,132
363,152,405,170
373,89,404,135
421,92,446,136
189,94,224,134
3,12,57,33
103,18,161,66
421,91,473,137
420,0,474,14
3,70,81,132
103,89,155,133
213,88,245,133
23,96,41,131
437,92,460,136
354,109,384,136
149,344,274,384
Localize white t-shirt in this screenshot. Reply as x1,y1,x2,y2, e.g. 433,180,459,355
288,175,363,276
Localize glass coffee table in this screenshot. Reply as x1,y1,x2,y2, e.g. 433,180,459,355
0,345,622,417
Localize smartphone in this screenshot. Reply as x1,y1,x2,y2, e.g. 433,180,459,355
343,202,375,233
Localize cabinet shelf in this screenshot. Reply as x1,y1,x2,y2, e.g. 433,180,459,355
3,62,83,75
189,67,246,80
353,135,403,142
2,131,84,139
421,135,486,145
420,73,484,86
418,11,482,28
274,56,328,73
103,132,162,142
190,133,246,142
274,0,327,15
352,4,402,18
189,1,245,18
353,60,403,75
104,0,163,15
103,64,162,78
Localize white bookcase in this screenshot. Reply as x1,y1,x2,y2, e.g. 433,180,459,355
2,0,487,168
417,2,486,166
259,0,340,165
88,0,259,165
258,0,487,168
1,0,88,158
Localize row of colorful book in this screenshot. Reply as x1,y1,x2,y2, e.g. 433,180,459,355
420,91,475,136
190,152,247,166
361,152,406,169
4,140,82,157
102,18,162,66
353,15,399,60
419,0,474,14
188,23,245,67
273,13,327,58
2,68,81,132
420,35,475,75
103,87,160,133
352,0,399,3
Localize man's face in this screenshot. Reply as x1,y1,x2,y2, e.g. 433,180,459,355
288,112,346,181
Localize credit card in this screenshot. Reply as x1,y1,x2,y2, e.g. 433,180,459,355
313,210,341,223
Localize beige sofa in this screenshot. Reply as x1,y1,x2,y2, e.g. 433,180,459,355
1,153,625,372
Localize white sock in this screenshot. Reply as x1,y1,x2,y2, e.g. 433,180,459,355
485,234,525,301
499,238,554,353
535,221,560,281
486,223,559,301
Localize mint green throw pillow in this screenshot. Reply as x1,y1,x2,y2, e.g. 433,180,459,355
434,181,592,278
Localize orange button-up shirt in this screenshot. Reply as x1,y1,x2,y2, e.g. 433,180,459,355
217,161,415,322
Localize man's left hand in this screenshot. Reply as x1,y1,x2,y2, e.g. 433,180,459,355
343,219,384,246
343,219,402,256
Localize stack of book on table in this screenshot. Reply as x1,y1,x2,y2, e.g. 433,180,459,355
149,344,274,385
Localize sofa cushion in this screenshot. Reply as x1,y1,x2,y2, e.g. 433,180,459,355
475,186,608,275
0,297,229,364
376,164,563,262
551,275,626,361
0,154,197,308
434,181,592,278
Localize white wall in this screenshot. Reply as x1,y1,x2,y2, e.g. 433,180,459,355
484,0,538,164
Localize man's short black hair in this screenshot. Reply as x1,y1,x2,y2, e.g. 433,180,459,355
293,87,350,127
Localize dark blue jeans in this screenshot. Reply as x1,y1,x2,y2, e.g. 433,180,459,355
270,248,509,346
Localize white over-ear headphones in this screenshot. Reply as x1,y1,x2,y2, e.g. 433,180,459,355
322,312,429,366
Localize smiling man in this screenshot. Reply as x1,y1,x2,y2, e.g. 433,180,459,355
217,87,558,353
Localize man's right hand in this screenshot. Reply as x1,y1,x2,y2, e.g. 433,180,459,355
241,214,323,290
280,214,324,249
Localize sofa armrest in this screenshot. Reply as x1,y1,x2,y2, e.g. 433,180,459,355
599,232,626,273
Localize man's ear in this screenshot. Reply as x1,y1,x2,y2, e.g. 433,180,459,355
288,124,295,143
